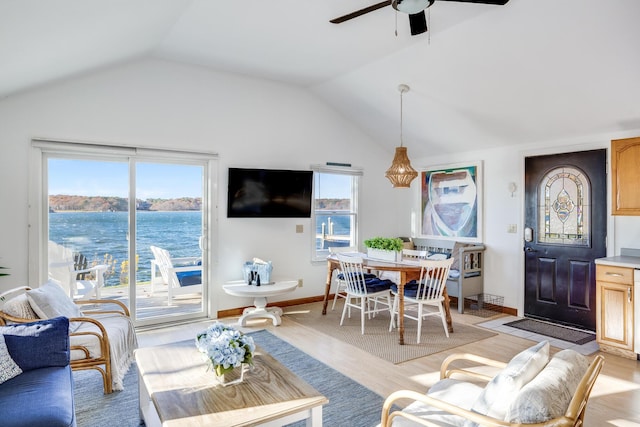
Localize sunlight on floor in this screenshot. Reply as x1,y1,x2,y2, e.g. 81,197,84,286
590,373,640,397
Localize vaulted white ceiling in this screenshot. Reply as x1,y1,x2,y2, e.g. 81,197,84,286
2,0,639,157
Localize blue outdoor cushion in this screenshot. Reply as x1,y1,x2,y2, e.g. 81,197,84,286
177,270,201,287
391,280,437,298
364,277,394,293
337,272,377,280
0,365,76,427
0,316,70,371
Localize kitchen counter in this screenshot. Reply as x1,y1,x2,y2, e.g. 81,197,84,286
595,247,640,269
595,255,640,269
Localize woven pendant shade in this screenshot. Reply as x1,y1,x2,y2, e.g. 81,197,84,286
385,83,418,188
385,146,418,188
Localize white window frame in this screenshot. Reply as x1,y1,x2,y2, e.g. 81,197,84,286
311,165,362,262
28,139,219,326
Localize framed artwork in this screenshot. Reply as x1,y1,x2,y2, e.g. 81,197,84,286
420,161,483,242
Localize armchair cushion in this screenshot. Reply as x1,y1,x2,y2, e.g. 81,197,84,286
470,340,549,421
506,349,590,423
394,379,483,427
1,293,38,320
0,334,22,384
0,316,70,372
26,280,82,322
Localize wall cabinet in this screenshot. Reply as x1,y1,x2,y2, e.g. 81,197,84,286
596,264,635,358
612,136,640,215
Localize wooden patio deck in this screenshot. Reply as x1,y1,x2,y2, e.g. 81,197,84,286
100,282,203,320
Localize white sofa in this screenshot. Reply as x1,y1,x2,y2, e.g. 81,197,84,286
380,341,604,427
412,238,485,314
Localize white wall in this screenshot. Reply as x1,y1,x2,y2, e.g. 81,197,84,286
413,132,640,313
2,58,639,317
0,58,406,313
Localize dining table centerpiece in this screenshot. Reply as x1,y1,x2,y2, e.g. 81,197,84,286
363,237,404,262
195,322,255,386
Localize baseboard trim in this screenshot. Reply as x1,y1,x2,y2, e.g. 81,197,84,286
217,295,326,318
217,294,517,319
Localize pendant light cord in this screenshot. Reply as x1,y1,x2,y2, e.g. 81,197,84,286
399,89,404,147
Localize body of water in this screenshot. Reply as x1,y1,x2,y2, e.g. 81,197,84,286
50,211,351,286
49,211,202,286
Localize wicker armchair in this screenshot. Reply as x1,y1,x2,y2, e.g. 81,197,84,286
381,346,604,427
0,285,137,394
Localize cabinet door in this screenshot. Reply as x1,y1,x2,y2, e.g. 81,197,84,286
596,280,633,350
612,136,640,215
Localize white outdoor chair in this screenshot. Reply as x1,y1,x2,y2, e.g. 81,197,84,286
150,245,202,305
48,240,107,300
389,257,454,343
336,253,392,334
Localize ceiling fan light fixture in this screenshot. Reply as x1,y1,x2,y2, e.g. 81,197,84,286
392,0,434,14
385,84,418,188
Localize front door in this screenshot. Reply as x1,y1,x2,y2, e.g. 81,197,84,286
524,149,607,331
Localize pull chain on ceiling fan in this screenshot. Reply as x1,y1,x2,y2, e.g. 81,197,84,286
330,0,509,36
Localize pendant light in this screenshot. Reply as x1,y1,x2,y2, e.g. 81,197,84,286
385,84,418,188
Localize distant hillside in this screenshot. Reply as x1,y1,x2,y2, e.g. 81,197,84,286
49,195,349,212
49,195,202,212
316,198,350,210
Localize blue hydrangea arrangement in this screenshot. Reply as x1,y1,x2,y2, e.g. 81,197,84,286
195,322,255,376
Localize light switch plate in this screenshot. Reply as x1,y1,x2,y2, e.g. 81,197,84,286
296,224,303,233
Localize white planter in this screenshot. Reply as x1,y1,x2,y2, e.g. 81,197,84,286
367,248,401,262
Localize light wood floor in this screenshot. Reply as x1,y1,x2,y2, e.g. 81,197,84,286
137,302,640,426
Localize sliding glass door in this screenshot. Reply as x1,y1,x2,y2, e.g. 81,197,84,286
37,142,214,326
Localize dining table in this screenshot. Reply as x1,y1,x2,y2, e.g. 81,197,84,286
323,253,454,345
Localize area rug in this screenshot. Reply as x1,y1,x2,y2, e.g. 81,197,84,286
503,318,595,345
73,330,389,427
284,303,497,364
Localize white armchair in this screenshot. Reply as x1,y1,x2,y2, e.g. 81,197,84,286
380,341,604,427
150,245,202,305
48,240,107,300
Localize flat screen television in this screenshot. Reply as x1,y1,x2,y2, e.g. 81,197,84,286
227,168,313,218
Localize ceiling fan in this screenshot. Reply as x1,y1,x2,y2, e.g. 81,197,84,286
330,0,510,36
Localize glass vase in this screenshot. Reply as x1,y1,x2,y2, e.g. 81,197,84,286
215,363,248,386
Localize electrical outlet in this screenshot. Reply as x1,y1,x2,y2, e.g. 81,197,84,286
296,224,303,233
298,278,303,287
507,224,517,233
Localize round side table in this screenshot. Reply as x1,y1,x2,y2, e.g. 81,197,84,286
223,279,298,326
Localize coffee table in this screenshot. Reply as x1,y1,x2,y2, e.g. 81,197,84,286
223,279,298,326
136,340,328,426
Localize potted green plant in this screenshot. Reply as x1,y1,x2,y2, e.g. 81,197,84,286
363,237,404,262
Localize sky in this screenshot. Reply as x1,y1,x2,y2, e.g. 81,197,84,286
48,159,203,199
48,159,351,199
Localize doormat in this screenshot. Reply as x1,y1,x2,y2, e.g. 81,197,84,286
503,318,595,345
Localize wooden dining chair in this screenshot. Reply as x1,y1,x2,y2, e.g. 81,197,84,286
389,257,454,343
336,253,392,334
329,246,376,310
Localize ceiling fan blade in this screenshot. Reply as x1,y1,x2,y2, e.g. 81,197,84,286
408,11,428,35
330,0,391,24
438,0,509,4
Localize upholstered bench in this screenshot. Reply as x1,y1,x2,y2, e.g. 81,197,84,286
380,341,604,427
412,238,485,314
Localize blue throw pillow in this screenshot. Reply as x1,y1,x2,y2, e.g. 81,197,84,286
0,316,70,371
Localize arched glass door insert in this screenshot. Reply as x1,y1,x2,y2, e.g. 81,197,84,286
538,166,590,246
